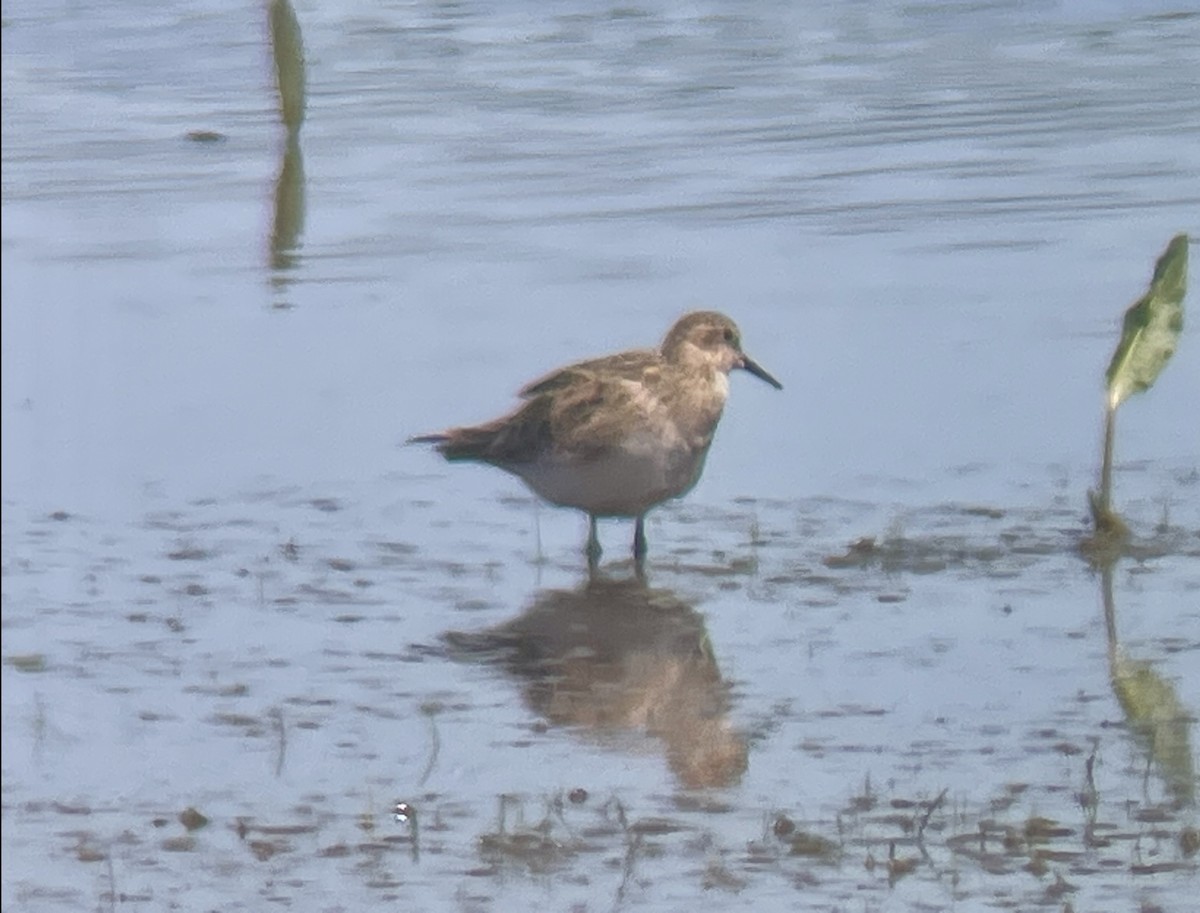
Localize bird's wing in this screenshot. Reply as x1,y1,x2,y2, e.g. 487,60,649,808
434,352,666,466
518,349,658,398
540,365,665,462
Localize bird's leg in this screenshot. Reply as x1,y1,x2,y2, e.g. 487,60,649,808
633,515,647,563
585,515,602,568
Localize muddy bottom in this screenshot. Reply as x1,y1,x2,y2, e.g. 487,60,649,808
3,474,1197,912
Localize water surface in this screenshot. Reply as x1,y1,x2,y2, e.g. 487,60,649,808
3,2,1198,910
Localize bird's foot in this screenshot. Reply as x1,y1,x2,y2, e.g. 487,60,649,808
586,516,603,569
632,516,647,564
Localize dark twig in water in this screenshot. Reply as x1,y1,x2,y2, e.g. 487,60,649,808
615,830,643,910
270,707,287,777
256,557,268,606
914,788,949,866
1080,743,1100,817
32,692,47,766
105,847,117,913
598,796,640,909
1080,744,1101,847
394,801,420,863
917,788,948,843
607,795,630,833
417,703,442,787
497,793,517,833
548,791,577,840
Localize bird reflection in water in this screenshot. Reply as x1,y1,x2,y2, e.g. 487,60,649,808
444,572,748,789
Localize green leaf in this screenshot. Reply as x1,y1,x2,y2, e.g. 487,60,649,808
1105,234,1188,410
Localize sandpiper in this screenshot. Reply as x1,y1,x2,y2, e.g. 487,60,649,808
411,311,782,564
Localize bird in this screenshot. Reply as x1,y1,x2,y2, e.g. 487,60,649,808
410,310,782,565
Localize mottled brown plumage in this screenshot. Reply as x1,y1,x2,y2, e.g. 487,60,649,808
412,311,781,564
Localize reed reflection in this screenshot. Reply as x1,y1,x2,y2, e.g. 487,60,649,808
446,572,747,789
268,0,307,293
270,134,305,275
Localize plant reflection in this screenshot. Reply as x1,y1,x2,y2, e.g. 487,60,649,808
445,571,747,789
1098,558,1195,809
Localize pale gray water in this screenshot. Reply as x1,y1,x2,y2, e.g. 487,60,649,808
3,2,1199,911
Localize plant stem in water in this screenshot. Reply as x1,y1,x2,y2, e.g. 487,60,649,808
1099,404,1116,515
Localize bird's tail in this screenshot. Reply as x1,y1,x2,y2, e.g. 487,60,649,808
408,425,502,462
408,432,449,445
410,396,549,464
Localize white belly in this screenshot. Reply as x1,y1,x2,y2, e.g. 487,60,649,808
512,433,710,517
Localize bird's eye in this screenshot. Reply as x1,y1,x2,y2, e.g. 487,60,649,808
723,328,735,343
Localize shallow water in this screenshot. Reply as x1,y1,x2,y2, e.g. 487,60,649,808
3,1,1198,911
